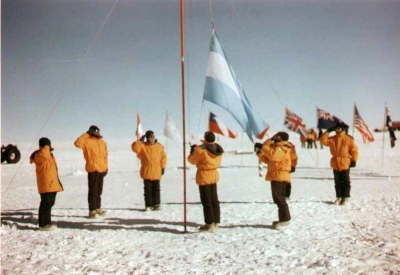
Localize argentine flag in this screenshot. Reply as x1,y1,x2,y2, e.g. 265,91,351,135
203,30,268,142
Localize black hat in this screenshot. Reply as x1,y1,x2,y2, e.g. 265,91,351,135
335,122,348,130
204,131,216,142
145,130,155,138
39,137,54,150
88,125,100,132
276,131,289,141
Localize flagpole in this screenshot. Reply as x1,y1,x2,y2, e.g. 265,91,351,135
241,131,244,166
352,103,355,136
166,134,169,155
164,111,168,153
180,0,187,232
381,103,386,170
315,106,319,167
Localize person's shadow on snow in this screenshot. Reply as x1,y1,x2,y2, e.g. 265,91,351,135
1,209,202,234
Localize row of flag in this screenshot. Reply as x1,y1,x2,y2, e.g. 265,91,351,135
284,105,396,147
135,102,396,149
207,103,396,148
136,27,396,148
136,113,182,144
135,110,266,145
200,28,396,148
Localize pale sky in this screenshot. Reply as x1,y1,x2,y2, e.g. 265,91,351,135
2,0,400,144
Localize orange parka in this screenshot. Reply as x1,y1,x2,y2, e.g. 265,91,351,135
131,140,167,180
74,133,108,173
257,140,297,183
30,145,64,194
290,143,298,169
320,130,358,171
187,141,224,185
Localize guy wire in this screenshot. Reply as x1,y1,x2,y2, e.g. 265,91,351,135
2,89,65,197
2,0,119,198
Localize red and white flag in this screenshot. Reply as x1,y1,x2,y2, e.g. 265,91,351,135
135,113,144,140
208,112,237,138
354,105,374,144
256,126,270,140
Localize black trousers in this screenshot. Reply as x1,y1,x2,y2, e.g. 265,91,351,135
271,181,291,222
143,179,160,207
88,172,104,211
333,169,351,198
199,184,220,225
285,183,291,198
39,192,57,227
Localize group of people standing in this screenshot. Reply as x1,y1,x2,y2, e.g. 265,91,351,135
300,128,324,149
30,125,167,231
30,122,358,232
30,125,110,231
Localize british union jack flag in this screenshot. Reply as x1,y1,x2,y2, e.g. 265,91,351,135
284,107,307,138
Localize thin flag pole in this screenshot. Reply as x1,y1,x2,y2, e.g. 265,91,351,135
352,103,355,136
381,103,386,170
180,0,187,232
316,106,319,167
164,112,167,152
241,131,244,166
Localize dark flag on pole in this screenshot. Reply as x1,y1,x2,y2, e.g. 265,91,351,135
386,105,397,148
317,107,348,130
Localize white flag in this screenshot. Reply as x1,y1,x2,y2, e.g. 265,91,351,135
136,113,144,140
164,113,182,143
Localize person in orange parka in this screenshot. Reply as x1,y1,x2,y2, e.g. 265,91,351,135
306,129,315,149
254,131,297,230
74,125,108,219
187,131,224,233
30,137,64,231
320,123,358,205
132,130,167,211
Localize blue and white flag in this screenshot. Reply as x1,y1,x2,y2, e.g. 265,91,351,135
203,30,268,142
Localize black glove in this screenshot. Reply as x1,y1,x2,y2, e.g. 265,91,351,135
162,168,165,175
190,145,197,154
327,127,336,133
30,150,39,160
254,143,263,154
139,135,146,142
291,167,296,173
350,161,356,168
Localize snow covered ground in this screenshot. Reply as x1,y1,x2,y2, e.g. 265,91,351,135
1,134,400,274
